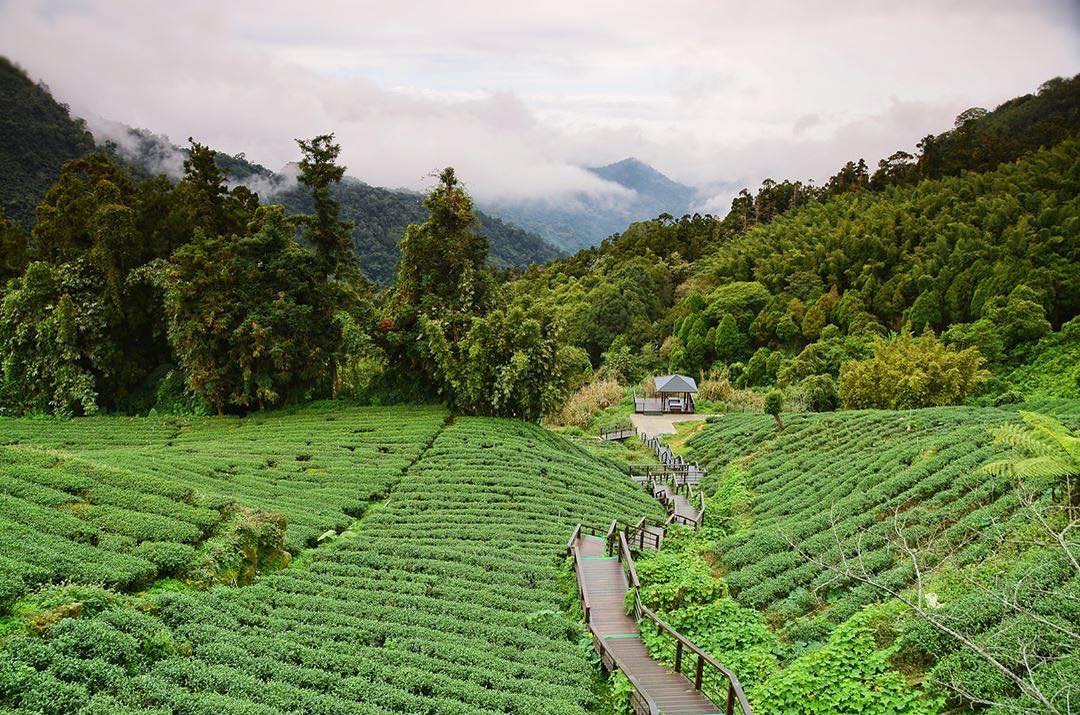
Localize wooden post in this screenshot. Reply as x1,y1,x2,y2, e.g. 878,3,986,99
694,654,704,689
726,683,736,715
674,640,683,672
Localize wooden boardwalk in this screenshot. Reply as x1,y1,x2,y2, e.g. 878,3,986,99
574,535,724,715
653,483,700,526
568,429,751,714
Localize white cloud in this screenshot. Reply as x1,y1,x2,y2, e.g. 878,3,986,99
1,0,1076,206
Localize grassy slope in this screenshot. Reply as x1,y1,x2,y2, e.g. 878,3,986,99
682,401,1080,710
0,413,661,714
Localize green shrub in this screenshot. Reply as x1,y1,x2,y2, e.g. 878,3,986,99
795,374,838,412
133,542,196,576
839,331,989,409
754,605,943,714
636,539,726,612
187,507,291,587
764,391,783,428
704,466,753,534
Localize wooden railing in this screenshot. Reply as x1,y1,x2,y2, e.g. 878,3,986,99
634,395,695,414
629,467,706,488
613,531,752,715
601,424,635,441
636,435,707,484
652,481,707,531
569,523,660,715
586,619,661,715
568,429,741,713
617,516,663,552
640,604,753,715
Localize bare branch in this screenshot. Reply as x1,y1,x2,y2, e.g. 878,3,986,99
784,515,1064,715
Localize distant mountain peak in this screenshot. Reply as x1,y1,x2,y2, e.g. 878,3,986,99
603,156,648,168
485,157,701,253
587,157,695,203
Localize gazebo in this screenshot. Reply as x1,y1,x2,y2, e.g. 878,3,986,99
635,374,698,414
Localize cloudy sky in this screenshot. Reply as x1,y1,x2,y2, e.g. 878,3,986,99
1,0,1077,209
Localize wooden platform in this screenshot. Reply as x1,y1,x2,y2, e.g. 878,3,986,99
574,535,723,714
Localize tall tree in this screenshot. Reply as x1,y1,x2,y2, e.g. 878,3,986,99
160,205,334,413
5,153,172,411
296,134,355,278
172,138,259,242
396,167,490,313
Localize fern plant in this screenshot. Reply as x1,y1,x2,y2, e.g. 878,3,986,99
981,411,1079,507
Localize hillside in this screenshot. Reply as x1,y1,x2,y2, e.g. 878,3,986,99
0,57,95,229
630,402,1080,712
0,59,560,285
509,142,1079,379
507,75,1080,405
486,157,700,252
0,409,661,713
182,141,562,285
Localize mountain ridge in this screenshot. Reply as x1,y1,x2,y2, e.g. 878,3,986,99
0,57,561,285
484,156,703,252
586,156,697,211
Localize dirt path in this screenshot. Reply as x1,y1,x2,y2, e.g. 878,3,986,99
629,412,713,439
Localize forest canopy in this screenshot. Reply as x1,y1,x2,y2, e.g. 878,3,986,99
0,72,1078,419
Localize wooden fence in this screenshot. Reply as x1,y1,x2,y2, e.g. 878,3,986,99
566,425,750,713
567,523,662,715
600,425,635,441
612,531,753,714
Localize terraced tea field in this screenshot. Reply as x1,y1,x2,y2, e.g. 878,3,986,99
0,412,662,714
1,405,448,550
0,406,448,609
677,401,1080,712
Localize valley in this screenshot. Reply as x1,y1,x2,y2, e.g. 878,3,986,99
0,27,1077,715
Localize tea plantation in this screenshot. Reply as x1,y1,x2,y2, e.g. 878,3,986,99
0,405,449,551
0,412,661,714
639,401,1080,712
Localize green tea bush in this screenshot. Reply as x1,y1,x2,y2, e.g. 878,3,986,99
0,415,662,713
687,403,1080,711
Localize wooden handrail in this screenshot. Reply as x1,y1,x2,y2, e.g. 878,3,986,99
571,431,744,712
611,533,753,713
639,603,753,714
567,523,583,553
571,527,661,715
586,621,660,715
571,542,591,624
668,513,697,528
617,531,641,589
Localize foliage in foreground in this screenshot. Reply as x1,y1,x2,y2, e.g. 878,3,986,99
634,529,940,714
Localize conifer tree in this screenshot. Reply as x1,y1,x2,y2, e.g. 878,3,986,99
296,134,356,279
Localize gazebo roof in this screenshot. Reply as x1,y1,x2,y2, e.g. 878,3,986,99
653,374,698,393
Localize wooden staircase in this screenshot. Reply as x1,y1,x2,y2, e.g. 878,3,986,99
568,448,752,715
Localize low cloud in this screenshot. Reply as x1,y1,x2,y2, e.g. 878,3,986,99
1,0,1075,208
